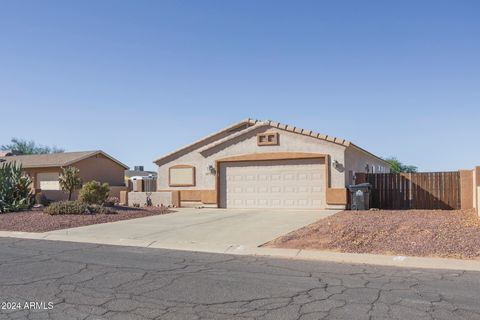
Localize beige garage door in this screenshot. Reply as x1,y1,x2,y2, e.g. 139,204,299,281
37,172,60,190
219,159,325,209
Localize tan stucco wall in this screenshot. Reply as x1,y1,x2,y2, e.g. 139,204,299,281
477,187,480,217
128,192,172,207
157,126,347,191
344,146,391,185
74,154,125,186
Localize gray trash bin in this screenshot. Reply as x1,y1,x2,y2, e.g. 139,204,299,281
348,183,372,210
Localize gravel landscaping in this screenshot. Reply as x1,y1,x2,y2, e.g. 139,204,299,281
0,206,173,232
266,209,480,259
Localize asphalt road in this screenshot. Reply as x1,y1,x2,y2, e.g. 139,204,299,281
0,238,479,320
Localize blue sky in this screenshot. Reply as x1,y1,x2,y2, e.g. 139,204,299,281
1,0,479,171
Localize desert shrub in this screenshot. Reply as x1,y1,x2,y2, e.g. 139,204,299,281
44,201,88,215
88,205,117,214
104,196,119,207
0,161,33,213
35,192,50,206
78,181,110,205
58,166,82,200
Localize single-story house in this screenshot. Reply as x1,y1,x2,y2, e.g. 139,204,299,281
125,166,157,180
125,166,157,192
0,150,129,201
154,118,390,210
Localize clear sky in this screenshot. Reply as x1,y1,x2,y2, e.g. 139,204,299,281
1,0,479,171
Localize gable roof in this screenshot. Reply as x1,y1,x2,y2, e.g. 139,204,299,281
153,118,255,164
153,118,389,166
0,150,129,169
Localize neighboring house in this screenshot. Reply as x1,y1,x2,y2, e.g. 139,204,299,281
154,118,390,210
125,166,158,192
125,166,157,180
0,150,129,201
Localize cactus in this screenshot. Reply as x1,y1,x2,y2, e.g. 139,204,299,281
0,161,34,213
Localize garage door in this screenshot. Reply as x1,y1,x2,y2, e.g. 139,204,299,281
37,172,60,190
219,159,325,209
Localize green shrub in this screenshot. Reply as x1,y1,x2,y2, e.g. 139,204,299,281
78,181,110,205
0,161,33,213
58,166,82,200
44,201,117,215
45,201,88,215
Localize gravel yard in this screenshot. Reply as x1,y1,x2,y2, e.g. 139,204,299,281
266,209,480,259
0,206,173,232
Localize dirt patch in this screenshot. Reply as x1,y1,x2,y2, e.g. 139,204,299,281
0,206,174,233
265,209,480,259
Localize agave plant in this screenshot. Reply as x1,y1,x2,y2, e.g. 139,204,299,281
0,161,34,213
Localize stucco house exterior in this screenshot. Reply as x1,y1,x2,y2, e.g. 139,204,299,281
154,119,390,210
0,150,128,201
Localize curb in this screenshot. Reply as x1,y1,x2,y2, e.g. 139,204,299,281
1,231,479,272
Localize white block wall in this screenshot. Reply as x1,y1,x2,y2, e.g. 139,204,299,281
128,192,172,207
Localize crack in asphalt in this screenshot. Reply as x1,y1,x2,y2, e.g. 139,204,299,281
0,237,479,320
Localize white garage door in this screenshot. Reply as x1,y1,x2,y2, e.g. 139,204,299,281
219,159,325,209
37,172,60,190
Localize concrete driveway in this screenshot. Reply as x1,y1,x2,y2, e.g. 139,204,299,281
43,208,337,252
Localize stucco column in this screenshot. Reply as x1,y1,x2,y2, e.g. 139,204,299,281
135,180,143,192
475,167,480,217
460,170,474,210
29,171,39,194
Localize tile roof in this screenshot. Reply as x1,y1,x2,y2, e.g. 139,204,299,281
153,118,389,165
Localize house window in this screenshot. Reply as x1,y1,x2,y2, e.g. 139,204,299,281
257,132,279,146
169,165,195,187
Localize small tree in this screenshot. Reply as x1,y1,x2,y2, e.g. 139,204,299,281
58,167,82,201
78,181,110,205
0,161,33,213
384,157,418,173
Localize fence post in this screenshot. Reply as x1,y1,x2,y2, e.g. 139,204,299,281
459,170,471,210
475,167,480,217
407,173,412,209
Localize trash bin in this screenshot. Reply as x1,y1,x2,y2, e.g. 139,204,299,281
348,183,372,210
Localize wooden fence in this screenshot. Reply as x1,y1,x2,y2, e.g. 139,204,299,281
142,179,157,192
359,172,461,210
128,179,157,192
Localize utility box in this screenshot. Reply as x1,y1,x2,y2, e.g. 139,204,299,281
348,183,372,210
